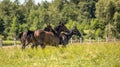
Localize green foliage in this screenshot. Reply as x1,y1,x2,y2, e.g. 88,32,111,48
66,19,76,29
0,43,120,67
89,19,105,38
96,0,120,38
0,0,120,39
90,19,105,30
30,17,40,30
8,16,19,40
95,28,102,38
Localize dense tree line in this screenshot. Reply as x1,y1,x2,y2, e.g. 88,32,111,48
0,0,120,40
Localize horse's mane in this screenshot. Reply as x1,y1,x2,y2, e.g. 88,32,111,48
44,25,59,36
27,30,34,36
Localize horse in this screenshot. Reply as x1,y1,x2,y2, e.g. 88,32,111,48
54,22,70,35
40,25,82,47
59,26,82,47
33,30,59,48
19,24,56,50
44,24,53,32
32,23,70,48
18,26,54,50
18,30,36,50
19,22,70,49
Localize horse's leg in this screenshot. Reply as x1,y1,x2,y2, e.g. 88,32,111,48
55,43,59,48
34,44,38,49
21,41,31,50
31,44,35,49
35,42,39,49
62,43,67,48
61,41,66,47
20,40,25,50
37,39,46,49
31,42,38,49
22,43,26,50
61,40,68,48
24,42,30,48
40,43,46,49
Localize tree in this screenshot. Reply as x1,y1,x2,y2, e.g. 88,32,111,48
30,17,40,30
8,16,19,40
0,19,4,34
96,0,116,38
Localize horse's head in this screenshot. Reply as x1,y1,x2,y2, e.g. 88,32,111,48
54,22,70,33
72,26,82,37
44,24,53,32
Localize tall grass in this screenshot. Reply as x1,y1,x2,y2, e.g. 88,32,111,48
0,42,120,67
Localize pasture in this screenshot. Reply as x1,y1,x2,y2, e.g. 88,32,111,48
0,42,120,67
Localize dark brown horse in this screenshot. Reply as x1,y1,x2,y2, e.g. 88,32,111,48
60,26,82,46
18,30,36,50
19,22,70,49
32,23,70,48
54,22,70,35
38,25,82,47
44,24,53,32
33,30,59,48
18,27,53,50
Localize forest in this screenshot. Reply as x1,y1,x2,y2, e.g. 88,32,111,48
0,0,120,40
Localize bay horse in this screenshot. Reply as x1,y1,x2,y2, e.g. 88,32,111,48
59,26,82,47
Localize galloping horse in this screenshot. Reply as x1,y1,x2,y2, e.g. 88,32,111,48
19,22,70,49
41,25,82,47
60,26,82,46
18,30,35,50
33,23,70,48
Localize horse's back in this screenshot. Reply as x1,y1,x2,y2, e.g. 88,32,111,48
34,29,60,46
34,30,45,37
44,32,60,46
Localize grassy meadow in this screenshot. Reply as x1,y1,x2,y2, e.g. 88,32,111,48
0,42,120,67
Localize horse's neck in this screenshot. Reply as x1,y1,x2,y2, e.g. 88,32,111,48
51,29,59,37
57,30,61,35
55,29,65,36
28,30,34,34
66,31,74,41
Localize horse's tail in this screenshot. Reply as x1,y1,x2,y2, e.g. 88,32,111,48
18,32,23,39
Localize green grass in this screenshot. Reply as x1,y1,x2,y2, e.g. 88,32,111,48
0,42,120,67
